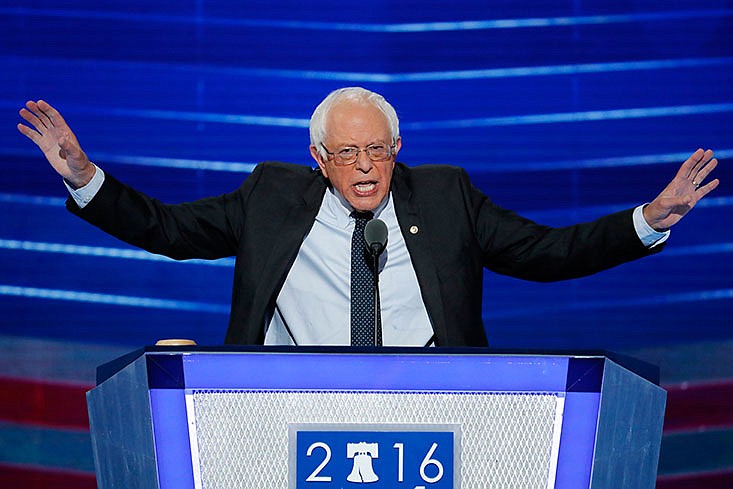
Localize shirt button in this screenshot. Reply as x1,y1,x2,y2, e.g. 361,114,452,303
409,225,419,235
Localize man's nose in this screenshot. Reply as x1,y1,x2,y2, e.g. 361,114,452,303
354,150,373,172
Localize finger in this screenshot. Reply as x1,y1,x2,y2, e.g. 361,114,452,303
24,101,49,129
690,149,714,177
37,100,70,131
30,101,56,130
692,158,718,186
19,107,48,134
695,178,720,199
16,122,43,145
35,101,57,129
678,148,705,179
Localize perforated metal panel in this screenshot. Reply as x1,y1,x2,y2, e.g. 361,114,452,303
187,390,563,489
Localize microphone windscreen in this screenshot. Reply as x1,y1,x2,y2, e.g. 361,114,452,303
364,218,388,255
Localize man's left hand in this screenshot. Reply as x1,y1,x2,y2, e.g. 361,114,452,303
643,148,719,231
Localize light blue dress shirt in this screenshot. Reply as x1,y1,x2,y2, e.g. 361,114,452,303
263,187,434,346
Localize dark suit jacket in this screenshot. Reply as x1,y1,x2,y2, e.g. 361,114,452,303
68,161,662,346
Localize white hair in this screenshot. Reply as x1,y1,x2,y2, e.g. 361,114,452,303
309,87,400,159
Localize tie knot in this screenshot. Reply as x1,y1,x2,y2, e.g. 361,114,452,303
351,211,374,222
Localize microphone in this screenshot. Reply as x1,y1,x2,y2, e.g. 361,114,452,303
363,218,388,257
363,218,387,347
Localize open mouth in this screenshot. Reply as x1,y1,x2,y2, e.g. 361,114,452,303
353,181,377,195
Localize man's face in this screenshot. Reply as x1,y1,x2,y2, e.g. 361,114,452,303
310,101,401,212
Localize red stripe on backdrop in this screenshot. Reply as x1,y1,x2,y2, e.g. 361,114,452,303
657,469,733,489
0,462,96,489
0,376,92,430
663,380,733,433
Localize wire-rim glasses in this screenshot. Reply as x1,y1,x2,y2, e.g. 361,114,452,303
321,143,396,166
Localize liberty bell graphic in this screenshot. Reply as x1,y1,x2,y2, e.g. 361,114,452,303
346,442,379,483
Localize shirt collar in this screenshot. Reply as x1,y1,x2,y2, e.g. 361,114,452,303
321,187,391,228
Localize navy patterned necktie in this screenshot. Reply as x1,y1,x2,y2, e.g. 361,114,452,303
350,211,383,346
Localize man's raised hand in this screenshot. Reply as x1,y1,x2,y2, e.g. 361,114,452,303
643,148,719,231
17,100,95,188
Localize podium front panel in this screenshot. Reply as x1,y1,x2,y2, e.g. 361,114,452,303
187,389,563,488
88,349,665,489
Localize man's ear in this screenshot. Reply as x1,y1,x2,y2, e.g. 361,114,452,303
310,145,329,178
393,137,402,157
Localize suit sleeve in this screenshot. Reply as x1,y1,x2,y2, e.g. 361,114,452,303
463,170,664,282
66,164,265,260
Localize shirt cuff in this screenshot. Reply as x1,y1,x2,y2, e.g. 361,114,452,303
63,164,105,209
633,204,670,248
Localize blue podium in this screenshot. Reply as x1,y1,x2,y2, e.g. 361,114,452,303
87,348,666,489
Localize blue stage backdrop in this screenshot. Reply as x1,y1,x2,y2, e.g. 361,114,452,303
0,1,731,487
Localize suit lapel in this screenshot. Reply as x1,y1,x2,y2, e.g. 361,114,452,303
248,171,327,343
391,164,448,346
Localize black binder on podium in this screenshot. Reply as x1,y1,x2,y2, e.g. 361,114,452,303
87,347,665,489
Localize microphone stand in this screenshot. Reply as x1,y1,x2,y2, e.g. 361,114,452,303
364,218,387,347
370,250,381,347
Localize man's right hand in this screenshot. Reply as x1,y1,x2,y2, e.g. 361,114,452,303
17,100,95,189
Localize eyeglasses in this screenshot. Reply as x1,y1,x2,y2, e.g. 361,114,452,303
321,143,396,166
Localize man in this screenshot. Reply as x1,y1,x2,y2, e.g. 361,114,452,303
17,87,719,347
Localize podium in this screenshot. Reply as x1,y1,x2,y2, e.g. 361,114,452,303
87,348,666,489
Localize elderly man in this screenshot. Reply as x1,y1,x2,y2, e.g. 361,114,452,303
17,87,719,347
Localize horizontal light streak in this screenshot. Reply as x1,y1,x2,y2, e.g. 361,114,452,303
485,289,733,320
663,243,733,257
468,149,733,173
3,237,731,268
1,286,729,319
0,237,730,278
0,239,235,267
4,54,732,82
404,102,733,130
376,10,733,32
369,57,733,82
0,285,229,314
1,7,731,32
0,148,258,174
75,105,310,128
88,153,257,173
695,195,733,209
9,100,732,130
0,192,66,207
523,195,733,223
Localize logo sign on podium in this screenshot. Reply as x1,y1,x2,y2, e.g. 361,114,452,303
289,424,460,489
